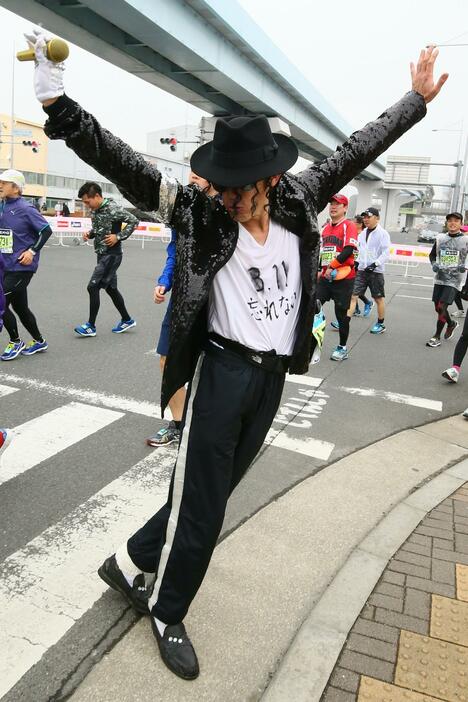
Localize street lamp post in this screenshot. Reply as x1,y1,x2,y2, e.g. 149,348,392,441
432,127,467,213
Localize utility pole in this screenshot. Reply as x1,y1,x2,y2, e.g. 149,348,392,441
459,136,468,214
452,160,463,211
10,41,16,169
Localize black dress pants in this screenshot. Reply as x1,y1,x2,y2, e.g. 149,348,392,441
127,343,285,624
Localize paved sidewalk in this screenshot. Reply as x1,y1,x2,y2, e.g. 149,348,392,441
321,482,468,701
68,415,468,702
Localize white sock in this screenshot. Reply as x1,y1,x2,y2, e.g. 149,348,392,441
154,617,167,636
115,544,142,587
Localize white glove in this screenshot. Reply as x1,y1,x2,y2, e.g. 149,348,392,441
25,29,65,103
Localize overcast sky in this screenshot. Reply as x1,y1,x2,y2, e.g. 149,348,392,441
0,0,467,187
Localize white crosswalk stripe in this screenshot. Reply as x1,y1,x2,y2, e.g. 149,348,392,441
0,402,124,486
0,372,444,696
0,448,175,699
0,383,19,398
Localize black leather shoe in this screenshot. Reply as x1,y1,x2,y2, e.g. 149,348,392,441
98,554,150,615
151,618,200,680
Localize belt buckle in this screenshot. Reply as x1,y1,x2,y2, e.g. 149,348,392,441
251,354,263,365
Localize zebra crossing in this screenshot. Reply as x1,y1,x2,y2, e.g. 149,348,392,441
0,369,444,699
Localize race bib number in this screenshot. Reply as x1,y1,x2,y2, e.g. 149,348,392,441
0,229,13,254
440,249,460,267
321,245,336,267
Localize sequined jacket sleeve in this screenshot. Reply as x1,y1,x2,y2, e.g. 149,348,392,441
43,95,180,223
296,91,427,212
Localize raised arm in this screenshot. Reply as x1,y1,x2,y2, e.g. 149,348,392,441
297,47,448,212
28,31,181,221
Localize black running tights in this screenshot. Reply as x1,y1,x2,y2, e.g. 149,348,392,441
336,307,350,347
435,301,453,337
3,288,42,342
88,285,131,326
454,313,468,367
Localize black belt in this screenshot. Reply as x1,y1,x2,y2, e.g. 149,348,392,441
208,332,290,374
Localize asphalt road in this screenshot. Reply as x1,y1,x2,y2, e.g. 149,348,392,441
0,233,466,702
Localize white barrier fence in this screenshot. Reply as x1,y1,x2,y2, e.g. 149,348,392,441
387,244,432,277
47,219,432,276
46,217,172,248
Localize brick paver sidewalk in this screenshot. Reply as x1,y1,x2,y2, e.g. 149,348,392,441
322,483,468,702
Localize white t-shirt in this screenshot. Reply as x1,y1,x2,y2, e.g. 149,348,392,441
208,221,302,355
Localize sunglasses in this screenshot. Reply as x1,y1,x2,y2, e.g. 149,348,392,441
211,182,256,193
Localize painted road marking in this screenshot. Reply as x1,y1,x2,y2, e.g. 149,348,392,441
0,372,162,418
0,402,124,486
0,383,19,398
396,294,431,301
266,428,334,461
284,375,323,388
0,448,175,699
339,386,442,412
394,282,433,288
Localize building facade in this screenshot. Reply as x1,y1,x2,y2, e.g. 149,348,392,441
1,113,192,215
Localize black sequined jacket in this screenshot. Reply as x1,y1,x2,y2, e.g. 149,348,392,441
43,91,426,413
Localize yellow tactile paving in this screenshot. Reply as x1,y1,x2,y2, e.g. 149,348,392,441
358,676,440,701
395,630,468,701
457,564,468,602
431,595,468,646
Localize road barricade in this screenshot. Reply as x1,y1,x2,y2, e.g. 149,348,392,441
46,217,171,248
388,244,431,277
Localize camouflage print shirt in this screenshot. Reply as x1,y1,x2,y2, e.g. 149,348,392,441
431,232,468,290
88,198,139,255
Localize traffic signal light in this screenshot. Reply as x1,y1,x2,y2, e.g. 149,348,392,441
160,137,177,152
22,140,39,153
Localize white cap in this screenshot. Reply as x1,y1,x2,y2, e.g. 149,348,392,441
0,169,26,191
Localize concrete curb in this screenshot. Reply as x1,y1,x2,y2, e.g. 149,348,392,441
261,457,468,701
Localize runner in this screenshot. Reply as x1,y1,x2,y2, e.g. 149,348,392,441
426,212,468,348
441,270,468,384
352,215,374,318
317,194,358,360
348,207,391,334
442,312,468,383
146,173,217,447
30,30,446,679
330,214,372,328
74,182,139,337
0,248,12,453
0,169,51,360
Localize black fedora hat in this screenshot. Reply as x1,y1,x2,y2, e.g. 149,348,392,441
190,114,298,187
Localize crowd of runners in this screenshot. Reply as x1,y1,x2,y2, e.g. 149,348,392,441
0,29,463,680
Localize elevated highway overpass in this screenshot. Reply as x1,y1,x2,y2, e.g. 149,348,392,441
1,0,385,180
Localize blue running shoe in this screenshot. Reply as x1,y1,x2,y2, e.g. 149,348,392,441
1,340,24,361
370,322,386,334
330,345,348,361
363,300,374,317
330,320,340,331
75,322,96,337
21,339,48,356
112,319,136,334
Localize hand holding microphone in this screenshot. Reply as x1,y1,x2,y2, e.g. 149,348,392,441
22,29,67,104
18,36,69,63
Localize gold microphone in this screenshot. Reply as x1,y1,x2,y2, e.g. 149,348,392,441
17,38,69,63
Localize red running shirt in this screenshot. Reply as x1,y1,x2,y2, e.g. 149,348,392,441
320,219,358,280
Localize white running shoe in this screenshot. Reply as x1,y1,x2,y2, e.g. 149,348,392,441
442,366,459,383
452,310,466,318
